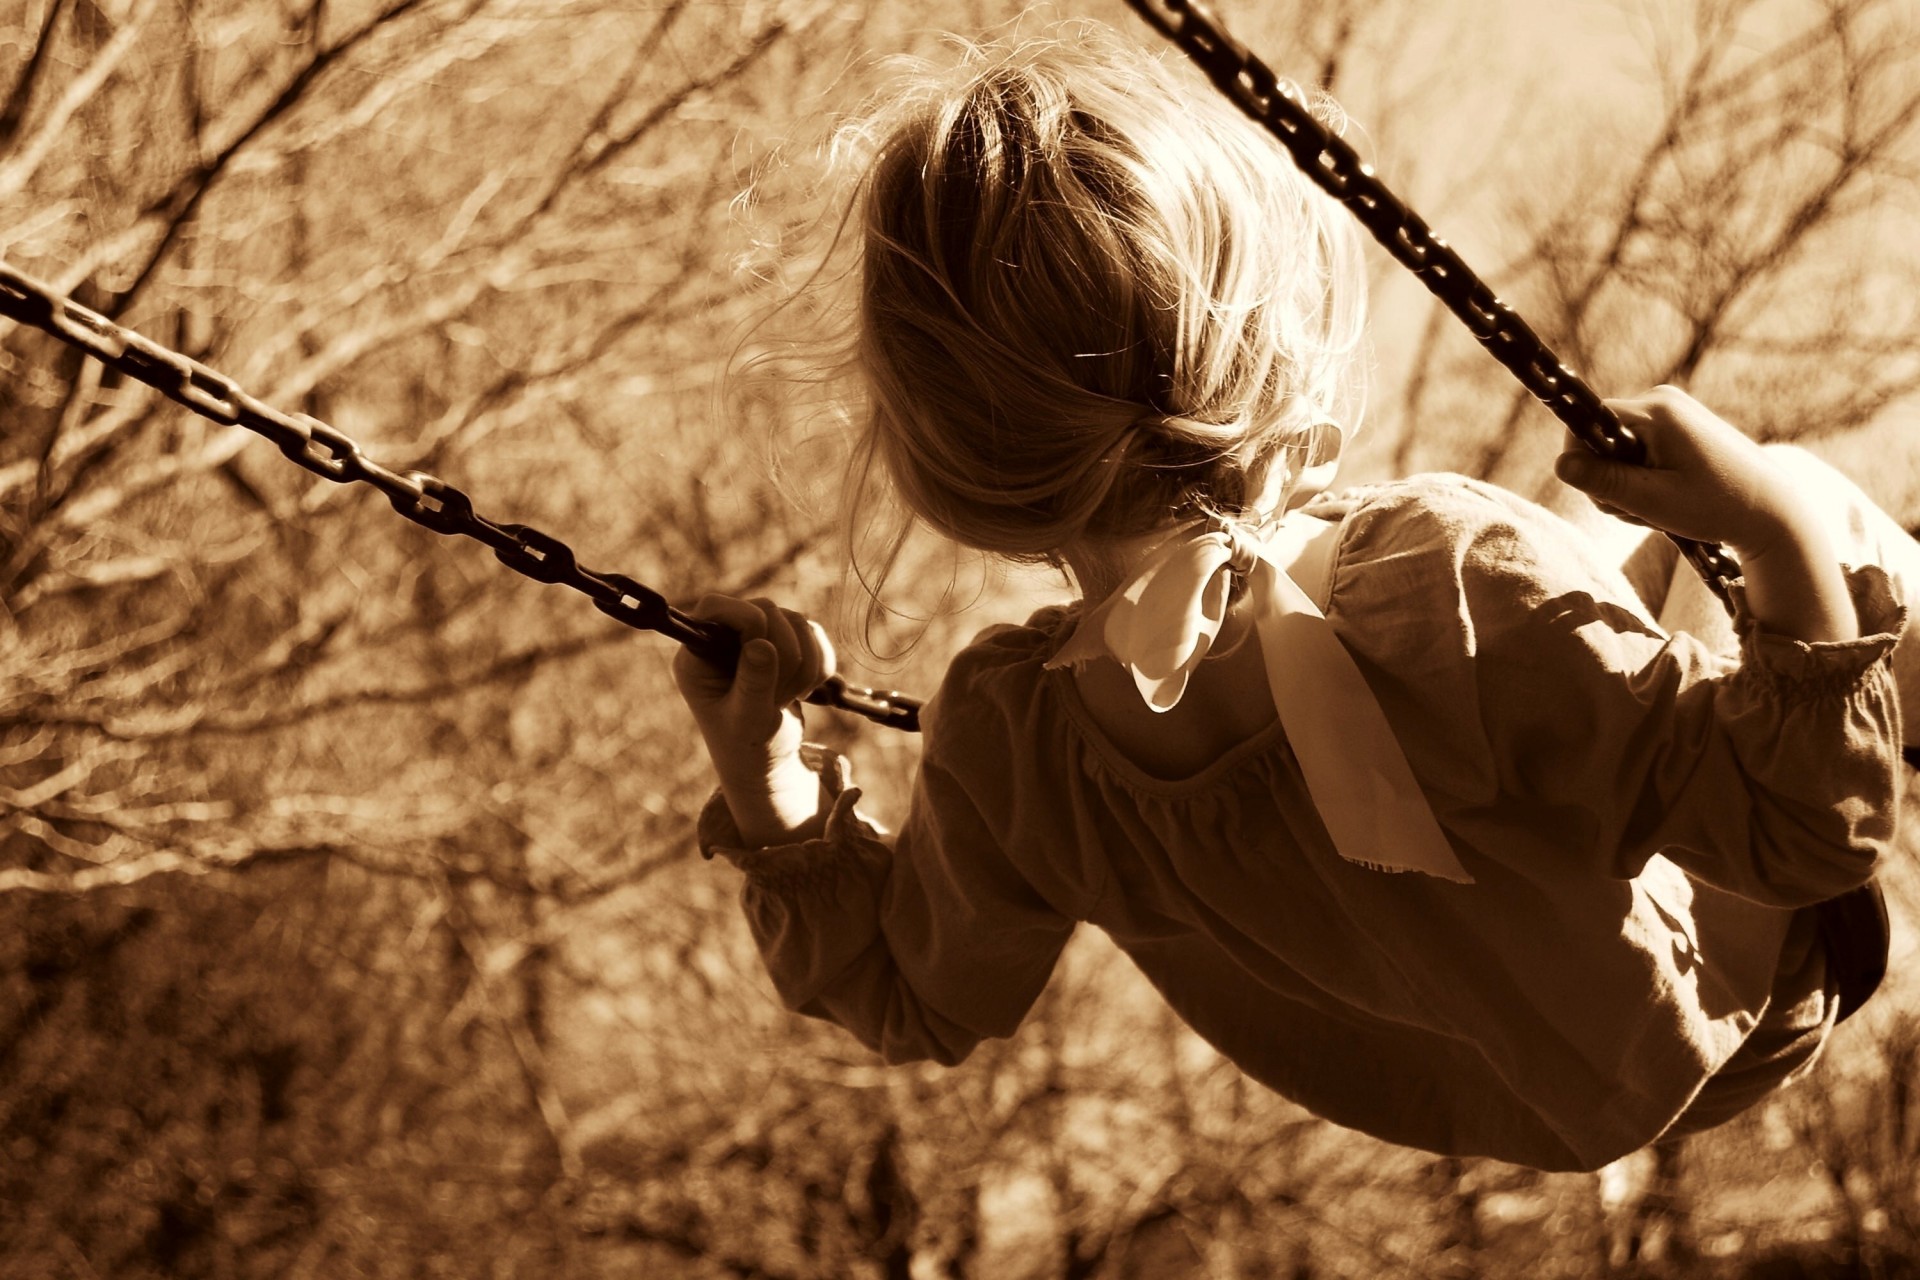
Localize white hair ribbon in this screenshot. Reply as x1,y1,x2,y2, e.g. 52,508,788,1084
1048,513,1473,884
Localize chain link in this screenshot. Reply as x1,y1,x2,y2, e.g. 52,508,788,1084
1124,0,1742,611
0,262,923,732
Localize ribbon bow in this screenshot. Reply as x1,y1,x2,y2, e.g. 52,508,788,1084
1048,514,1473,884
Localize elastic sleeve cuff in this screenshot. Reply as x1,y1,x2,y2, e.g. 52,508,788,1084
696,745,888,890
1729,563,1907,698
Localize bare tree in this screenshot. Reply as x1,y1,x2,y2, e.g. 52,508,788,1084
2,0,1916,1274
1385,0,1920,504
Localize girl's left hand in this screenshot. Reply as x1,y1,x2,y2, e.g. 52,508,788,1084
1555,388,1803,556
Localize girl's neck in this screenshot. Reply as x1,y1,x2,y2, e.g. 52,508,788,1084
1061,560,1272,780
1063,516,1255,603
1063,537,1157,604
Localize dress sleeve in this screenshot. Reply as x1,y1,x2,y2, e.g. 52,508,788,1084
1334,476,1908,908
698,701,1076,1066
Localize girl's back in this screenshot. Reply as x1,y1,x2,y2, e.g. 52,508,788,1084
1068,585,1281,779
869,470,1893,1170
668,26,1911,1172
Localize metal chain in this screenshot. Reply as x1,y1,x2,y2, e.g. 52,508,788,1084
1124,0,1743,611
0,262,923,732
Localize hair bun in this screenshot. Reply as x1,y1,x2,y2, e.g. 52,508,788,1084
1142,412,1232,441
839,26,1367,571
1129,412,1234,470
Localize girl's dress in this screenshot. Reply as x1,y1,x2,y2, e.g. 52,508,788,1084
697,469,1909,1172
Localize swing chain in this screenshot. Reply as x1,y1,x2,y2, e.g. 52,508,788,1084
1124,0,1743,611
0,262,923,733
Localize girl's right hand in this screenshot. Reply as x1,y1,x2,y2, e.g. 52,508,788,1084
671,594,838,847
671,594,835,767
1554,386,1808,558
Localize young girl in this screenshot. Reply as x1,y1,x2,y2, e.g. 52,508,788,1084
671,30,1912,1172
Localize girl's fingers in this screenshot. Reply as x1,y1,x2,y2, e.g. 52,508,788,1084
1599,398,1675,468
672,593,834,711
760,602,836,706
750,597,797,658
1604,390,1719,472
690,593,769,644
746,599,798,702
728,637,784,709
674,595,767,703
727,599,836,709
1555,428,1691,534
1556,441,1652,527
1605,397,1653,424
803,618,837,692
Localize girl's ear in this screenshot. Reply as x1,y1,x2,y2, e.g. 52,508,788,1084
1284,418,1346,512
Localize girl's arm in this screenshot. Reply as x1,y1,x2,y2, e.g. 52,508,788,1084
1554,386,1857,645
1538,390,1902,903
1341,469,1903,909
695,738,1076,1066
672,598,1076,1065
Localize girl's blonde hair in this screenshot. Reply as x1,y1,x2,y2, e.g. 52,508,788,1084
738,25,1367,640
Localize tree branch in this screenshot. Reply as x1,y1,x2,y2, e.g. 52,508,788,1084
0,0,160,205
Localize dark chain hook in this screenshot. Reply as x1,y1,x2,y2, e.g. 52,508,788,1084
0,262,923,733
1123,0,1742,611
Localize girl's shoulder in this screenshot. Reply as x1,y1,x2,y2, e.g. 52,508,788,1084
920,605,1076,748
1306,472,1658,624
1305,471,1573,546
925,473,1650,749
935,471,1633,679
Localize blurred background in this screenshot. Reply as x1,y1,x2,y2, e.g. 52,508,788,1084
2,0,1919,1274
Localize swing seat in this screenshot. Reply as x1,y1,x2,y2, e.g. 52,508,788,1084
1816,880,1889,1024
